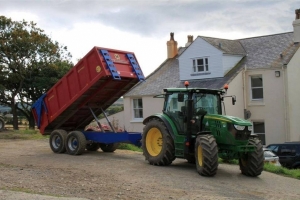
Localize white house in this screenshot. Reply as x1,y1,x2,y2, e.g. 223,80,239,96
101,9,300,145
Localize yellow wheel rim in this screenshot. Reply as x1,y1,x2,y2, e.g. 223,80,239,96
197,146,203,167
146,127,163,156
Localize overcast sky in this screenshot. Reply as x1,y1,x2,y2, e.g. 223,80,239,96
1,0,299,76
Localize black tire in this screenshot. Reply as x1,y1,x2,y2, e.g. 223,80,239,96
239,138,264,177
99,143,119,152
195,134,218,176
0,117,5,131
66,131,87,155
142,118,175,166
186,155,196,164
49,129,67,153
86,143,100,151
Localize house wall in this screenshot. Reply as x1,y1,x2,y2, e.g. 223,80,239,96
223,72,245,119
179,37,223,80
286,48,300,141
98,110,126,130
101,96,164,133
245,69,286,145
222,55,244,75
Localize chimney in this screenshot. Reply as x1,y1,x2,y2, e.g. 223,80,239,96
293,8,300,43
167,32,178,58
185,35,194,47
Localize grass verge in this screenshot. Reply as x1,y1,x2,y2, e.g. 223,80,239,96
0,129,47,140
117,143,143,152
220,158,300,180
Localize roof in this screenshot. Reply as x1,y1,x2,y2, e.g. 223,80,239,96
238,32,299,69
124,55,181,97
199,36,246,55
125,32,300,97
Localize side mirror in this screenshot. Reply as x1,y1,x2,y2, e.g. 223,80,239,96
178,93,184,102
232,96,236,105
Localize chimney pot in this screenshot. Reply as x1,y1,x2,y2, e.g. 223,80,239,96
167,32,178,58
293,8,300,43
185,35,194,47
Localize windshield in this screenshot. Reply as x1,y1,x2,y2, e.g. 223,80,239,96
193,93,220,114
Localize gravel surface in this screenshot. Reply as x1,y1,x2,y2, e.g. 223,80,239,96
0,133,299,200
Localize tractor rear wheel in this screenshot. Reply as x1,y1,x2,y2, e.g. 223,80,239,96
99,143,119,152
49,129,67,153
239,138,264,177
66,131,86,155
142,118,175,166
195,134,218,176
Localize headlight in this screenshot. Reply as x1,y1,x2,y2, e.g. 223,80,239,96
234,125,245,131
247,126,253,131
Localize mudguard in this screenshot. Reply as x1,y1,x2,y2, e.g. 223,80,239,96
143,113,178,139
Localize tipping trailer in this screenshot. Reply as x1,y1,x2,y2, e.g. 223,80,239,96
32,47,145,155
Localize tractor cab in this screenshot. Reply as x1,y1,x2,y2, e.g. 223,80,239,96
162,87,223,136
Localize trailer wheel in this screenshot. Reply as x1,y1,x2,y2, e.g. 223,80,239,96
99,143,119,152
86,143,100,151
195,134,218,176
49,129,67,153
66,131,87,155
142,118,175,166
239,138,264,177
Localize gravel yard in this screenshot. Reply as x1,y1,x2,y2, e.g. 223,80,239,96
0,132,299,200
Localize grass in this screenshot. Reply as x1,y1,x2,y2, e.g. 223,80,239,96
220,158,300,180
117,143,143,152
263,163,300,179
0,129,47,140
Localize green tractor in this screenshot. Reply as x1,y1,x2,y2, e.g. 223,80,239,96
142,82,264,177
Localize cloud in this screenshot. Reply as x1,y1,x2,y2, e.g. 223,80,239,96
0,0,299,76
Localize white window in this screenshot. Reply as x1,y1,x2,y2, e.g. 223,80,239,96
133,99,143,119
253,121,265,145
250,75,263,100
193,58,209,72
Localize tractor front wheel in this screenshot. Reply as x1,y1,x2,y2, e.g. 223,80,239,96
142,118,175,166
195,134,218,176
239,138,264,177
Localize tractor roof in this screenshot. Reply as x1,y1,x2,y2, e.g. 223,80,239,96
163,88,223,94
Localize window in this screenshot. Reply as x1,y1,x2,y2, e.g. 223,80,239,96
251,75,263,100
193,58,209,72
133,99,143,119
253,121,265,145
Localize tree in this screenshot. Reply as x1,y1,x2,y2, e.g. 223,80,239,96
0,16,72,130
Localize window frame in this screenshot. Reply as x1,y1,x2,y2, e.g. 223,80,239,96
132,98,143,119
250,75,264,100
192,57,209,73
252,121,266,145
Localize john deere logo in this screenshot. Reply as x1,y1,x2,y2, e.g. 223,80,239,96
114,54,120,60
96,66,101,73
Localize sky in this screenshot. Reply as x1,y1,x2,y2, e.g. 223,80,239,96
0,0,299,76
